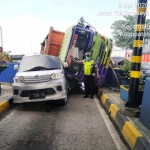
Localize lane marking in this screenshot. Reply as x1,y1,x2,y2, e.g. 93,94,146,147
95,98,128,150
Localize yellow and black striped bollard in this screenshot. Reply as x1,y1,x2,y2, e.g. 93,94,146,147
126,0,147,108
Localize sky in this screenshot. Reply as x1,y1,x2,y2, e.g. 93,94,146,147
0,0,150,55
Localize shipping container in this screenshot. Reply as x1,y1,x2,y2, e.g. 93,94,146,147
40,27,64,56
148,54,150,62
125,49,150,62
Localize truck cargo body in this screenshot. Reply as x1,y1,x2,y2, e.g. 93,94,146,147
40,27,64,56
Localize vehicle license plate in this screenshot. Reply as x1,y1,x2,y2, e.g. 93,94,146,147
29,93,45,100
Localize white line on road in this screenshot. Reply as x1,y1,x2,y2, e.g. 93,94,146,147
95,98,128,150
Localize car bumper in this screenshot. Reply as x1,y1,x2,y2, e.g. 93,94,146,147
12,80,67,103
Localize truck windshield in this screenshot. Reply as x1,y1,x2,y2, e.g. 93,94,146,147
18,55,61,72
75,29,91,49
66,27,93,74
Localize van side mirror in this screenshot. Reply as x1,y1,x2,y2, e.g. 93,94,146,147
14,65,18,70
63,62,68,68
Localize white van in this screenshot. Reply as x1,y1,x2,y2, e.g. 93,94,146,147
12,54,68,105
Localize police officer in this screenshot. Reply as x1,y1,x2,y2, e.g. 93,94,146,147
73,52,99,99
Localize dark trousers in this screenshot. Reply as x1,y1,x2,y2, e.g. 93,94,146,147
84,75,95,97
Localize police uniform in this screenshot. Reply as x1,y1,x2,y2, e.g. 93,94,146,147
83,58,96,99
72,52,98,99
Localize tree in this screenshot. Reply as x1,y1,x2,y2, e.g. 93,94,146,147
111,15,150,49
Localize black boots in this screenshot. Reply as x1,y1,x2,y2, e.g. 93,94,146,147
83,95,94,99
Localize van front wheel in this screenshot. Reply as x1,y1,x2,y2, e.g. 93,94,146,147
60,92,68,105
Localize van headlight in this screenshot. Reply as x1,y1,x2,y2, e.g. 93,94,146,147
13,76,24,83
20,76,24,83
50,73,64,80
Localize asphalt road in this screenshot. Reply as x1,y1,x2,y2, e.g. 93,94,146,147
0,86,129,150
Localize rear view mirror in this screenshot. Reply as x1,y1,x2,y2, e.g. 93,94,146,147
14,65,18,70
63,62,68,68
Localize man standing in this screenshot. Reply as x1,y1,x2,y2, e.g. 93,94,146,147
0,47,11,62
73,52,99,99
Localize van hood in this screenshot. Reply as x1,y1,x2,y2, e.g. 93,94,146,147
15,69,62,77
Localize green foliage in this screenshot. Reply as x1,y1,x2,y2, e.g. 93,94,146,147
120,61,146,85
122,60,131,71
111,15,150,49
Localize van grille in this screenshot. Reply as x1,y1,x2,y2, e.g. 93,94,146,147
24,75,50,83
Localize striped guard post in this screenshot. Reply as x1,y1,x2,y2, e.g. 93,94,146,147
127,0,147,108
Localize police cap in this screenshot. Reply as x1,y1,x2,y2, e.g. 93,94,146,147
85,52,91,56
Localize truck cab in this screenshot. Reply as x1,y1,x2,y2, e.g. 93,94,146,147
58,19,95,89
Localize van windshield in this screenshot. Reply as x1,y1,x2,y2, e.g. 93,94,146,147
18,55,61,72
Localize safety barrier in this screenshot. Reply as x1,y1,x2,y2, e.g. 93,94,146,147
0,63,18,83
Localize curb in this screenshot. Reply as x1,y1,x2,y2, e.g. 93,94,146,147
98,88,150,150
0,96,13,117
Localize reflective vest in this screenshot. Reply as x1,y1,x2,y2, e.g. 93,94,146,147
83,60,94,75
